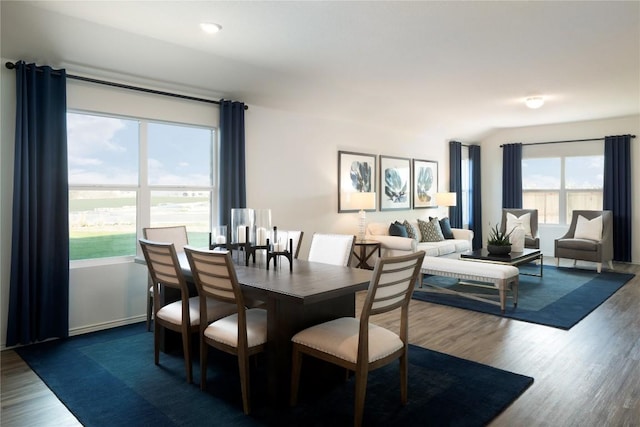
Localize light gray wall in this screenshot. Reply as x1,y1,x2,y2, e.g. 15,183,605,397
480,115,640,261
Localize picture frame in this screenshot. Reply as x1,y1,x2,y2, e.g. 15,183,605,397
412,159,438,208
379,155,411,211
337,151,377,213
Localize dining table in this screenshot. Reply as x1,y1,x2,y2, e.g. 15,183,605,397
175,252,373,405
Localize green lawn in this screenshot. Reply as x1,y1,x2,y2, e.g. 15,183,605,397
70,232,210,260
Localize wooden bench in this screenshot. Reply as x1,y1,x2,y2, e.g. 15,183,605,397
419,256,519,313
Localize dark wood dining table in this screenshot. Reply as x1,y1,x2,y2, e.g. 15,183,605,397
176,253,373,405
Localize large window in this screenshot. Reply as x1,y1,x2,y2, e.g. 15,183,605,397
68,112,216,261
522,142,603,225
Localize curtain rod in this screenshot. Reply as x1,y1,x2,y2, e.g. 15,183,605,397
5,61,248,110
500,135,635,147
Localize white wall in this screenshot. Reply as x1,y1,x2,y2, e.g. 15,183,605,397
480,115,640,262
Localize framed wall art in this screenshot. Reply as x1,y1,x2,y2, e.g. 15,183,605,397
412,159,438,208
337,151,376,213
379,155,411,211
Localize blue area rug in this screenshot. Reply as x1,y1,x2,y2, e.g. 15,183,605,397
414,264,634,330
16,323,533,426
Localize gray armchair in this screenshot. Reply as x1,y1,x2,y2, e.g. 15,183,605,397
554,210,613,273
501,209,540,249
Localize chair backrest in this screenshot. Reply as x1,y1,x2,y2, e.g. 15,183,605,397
274,230,304,259
501,209,538,238
183,247,243,307
143,225,189,253
307,233,355,266
356,251,425,362
139,238,189,296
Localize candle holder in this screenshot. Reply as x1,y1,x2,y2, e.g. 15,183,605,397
209,225,229,251
231,208,254,263
266,227,293,272
245,209,271,266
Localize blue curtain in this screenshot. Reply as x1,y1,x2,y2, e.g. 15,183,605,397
603,135,632,262
218,100,247,227
449,141,463,228
7,62,69,346
469,145,483,250
502,143,522,208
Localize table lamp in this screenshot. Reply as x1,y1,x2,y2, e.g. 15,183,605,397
349,192,376,241
435,192,457,207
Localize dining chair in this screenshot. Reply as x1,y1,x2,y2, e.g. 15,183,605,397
139,239,237,383
289,250,426,427
184,246,267,415
307,233,356,266
142,226,189,331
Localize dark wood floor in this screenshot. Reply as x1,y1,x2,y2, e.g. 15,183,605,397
2,258,638,426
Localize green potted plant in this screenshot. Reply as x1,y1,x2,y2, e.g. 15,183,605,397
487,223,513,255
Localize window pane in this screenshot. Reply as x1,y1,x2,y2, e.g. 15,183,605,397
150,191,211,248
565,156,604,189
148,123,212,186
68,113,139,185
566,191,603,220
522,158,561,190
69,190,137,260
523,191,559,224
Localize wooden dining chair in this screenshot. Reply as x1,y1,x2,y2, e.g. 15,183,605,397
142,225,189,331
307,233,355,266
290,251,426,427
184,246,267,415
139,239,237,383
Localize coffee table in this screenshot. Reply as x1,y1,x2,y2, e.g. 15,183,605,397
460,247,543,277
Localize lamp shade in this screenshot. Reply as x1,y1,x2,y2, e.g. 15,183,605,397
435,192,457,207
346,192,376,211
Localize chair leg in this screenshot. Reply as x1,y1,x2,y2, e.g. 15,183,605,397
597,262,602,273
182,329,192,383
608,260,614,270
153,324,160,366
200,339,208,391
238,354,251,414
290,345,303,406
354,369,368,427
146,294,153,332
399,351,408,405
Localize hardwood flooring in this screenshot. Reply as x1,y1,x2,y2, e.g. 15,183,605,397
1,258,638,426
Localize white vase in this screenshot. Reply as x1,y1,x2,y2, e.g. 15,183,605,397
511,226,525,252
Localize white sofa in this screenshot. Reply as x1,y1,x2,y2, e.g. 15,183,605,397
365,221,473,258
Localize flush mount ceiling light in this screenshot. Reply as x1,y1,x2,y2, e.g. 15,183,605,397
200,22,222,34
525,96,544,109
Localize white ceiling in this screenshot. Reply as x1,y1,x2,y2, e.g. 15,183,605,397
2,1,639,140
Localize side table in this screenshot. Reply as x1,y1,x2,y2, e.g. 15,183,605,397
353,240,381,270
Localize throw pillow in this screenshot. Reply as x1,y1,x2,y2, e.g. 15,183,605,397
417,218,445,242
389,222,408,237
506,212,532,238
574,215,602,240
403,220,419,240
430,216,455,239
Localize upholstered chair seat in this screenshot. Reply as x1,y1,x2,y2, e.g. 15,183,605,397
157,297,237,326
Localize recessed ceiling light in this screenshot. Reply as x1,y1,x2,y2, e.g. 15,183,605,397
200,22,222,34
525,96,544,109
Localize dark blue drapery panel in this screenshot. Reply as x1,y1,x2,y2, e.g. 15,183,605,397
469,145,483,250
502,143,523,208
218,100,247,227
7,62,69,346
449,141,463,228
603,135,632,262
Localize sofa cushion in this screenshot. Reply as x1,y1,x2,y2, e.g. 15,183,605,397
389,221,408,237
574,215,602,241
418,218,445,242
506,212,532,238
431,216,454,239
403,220,419,240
